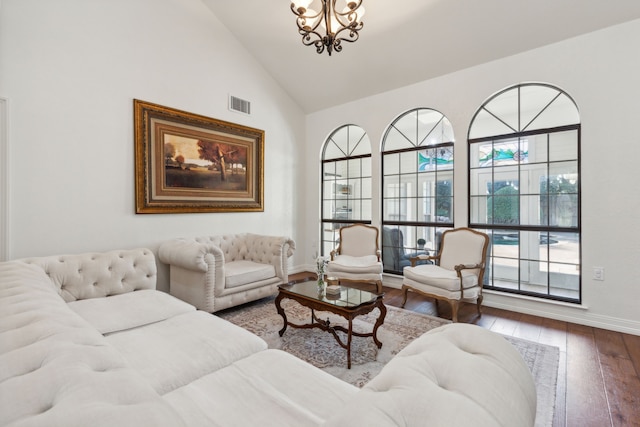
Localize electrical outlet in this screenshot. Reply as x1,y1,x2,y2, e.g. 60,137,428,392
593,267,605,281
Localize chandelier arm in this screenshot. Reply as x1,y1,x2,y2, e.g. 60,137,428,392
292,7,324,32
315,39,327,54
329,0,363,44
333,39,342,54
290,3,323,21
332,22,363,44
296,23,323,41
292,2,327,53
333,0,363,20
298,30,327,54
331,0,363,27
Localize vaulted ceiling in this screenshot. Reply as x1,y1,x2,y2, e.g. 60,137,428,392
202,0,640,113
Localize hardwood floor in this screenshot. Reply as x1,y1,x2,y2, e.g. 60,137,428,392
289,274,640,426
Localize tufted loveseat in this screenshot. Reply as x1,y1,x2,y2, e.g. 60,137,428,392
159,233,295,312
0,247,538,427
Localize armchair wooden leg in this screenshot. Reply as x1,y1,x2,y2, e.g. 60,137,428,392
476,294,483,317
450,300,460,323
375,280,383,294
401,286,409,308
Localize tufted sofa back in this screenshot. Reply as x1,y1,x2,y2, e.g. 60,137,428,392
195,234,250,263
193,233,295,265
19,248,157,302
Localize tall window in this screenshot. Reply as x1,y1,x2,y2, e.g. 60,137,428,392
381,108,454,274
468,83,581,302
321,125,372,255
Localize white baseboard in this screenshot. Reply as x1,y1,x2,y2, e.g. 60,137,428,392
484,293,640,337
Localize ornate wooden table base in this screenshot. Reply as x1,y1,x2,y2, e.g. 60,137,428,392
275,282,386,369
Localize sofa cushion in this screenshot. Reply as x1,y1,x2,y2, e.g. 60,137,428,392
105,310,268,395
68,289,196,334
225,260,276,288
164,349,358,427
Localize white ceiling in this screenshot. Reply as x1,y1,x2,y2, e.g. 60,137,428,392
202,0,640,113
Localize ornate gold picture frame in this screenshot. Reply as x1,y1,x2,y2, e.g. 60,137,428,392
134,99,264,213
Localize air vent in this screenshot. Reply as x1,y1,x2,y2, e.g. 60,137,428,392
229,95,251,115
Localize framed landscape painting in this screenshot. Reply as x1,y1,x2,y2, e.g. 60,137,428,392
134,99,264,213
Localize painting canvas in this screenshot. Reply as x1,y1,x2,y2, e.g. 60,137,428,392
134,100,264,213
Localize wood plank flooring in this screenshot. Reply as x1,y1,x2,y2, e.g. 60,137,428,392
289,274,640,427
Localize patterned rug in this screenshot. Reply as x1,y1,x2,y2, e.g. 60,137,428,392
217,296,559,426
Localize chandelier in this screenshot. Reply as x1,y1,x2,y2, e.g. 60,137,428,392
290,0,365,56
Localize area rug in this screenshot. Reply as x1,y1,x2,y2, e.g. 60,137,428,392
217,296,559,426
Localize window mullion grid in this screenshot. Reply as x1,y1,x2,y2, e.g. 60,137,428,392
491,140,496,228
333,161,339,222
518,86,521,132
382,153,396,227
413,158,419,225
346,126,350,156
354,159,364,222
433,165,437,226
545,133,551,296
517,136,522,292
345,158,351,220
415,110,419,148
356,158,362,221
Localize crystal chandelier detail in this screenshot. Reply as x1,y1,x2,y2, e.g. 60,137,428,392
290,0,365,56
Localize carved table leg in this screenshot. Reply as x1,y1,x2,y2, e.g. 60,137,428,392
372,301,386,349
275,292,288,337
347,317,353,369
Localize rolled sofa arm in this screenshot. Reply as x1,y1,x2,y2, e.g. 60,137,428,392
158,239,224,272
244,234,295,280
324,323,537,427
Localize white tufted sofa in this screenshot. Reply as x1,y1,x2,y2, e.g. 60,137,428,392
159,233,295,312
0,248,538,427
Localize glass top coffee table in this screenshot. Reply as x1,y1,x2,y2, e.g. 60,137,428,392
275,281,386,369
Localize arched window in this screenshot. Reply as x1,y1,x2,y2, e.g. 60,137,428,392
381,108,454,274
468,83,581,302
320,125,372,255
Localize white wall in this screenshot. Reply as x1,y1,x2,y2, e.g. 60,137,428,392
0,97,8,262
305,19,640,335
0,0,306,291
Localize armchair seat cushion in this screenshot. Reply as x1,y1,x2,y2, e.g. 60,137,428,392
404,265,478,292
328,255,383,273
225,260,276,289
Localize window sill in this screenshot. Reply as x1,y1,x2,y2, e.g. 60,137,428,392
483,289,588,310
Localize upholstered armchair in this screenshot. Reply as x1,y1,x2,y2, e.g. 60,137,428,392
402,228,489,322
159,233,295,313
326,224,383,293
